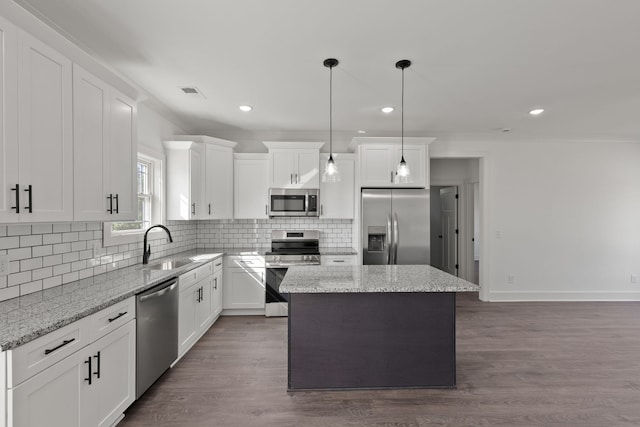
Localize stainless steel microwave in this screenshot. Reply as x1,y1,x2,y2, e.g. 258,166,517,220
268,188,319,217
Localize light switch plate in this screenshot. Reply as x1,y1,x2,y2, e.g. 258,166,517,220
0,254,9,277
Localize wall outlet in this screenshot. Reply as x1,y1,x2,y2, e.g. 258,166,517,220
631,274,638,284
0,254,8,277
507,274,515,285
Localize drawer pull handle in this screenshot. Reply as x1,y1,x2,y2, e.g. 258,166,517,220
108,312,127,322
44,338,76,355
215,262,222,267
333,260,345,263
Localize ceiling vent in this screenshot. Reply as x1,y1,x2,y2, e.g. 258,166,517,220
179,87,206,98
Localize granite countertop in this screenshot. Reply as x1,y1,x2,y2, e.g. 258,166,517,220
280,265,480,293
319,247,358,255
0,249,226,351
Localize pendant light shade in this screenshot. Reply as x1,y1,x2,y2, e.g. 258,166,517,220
322,58,341,183
395,59,411,184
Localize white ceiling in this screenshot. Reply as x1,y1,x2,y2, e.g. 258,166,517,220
16,0,640,144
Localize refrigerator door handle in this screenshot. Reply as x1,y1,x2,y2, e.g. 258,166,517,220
393,213,399,264
386,214,393,265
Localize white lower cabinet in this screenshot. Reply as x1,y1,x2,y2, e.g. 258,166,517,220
223,255,265,313
177,259,223,360
9,319,135,427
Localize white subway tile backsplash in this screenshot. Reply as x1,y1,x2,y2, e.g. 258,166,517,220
0,217,351,301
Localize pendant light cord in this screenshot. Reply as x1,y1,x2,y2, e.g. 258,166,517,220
329,64,333,156
401,65,404,158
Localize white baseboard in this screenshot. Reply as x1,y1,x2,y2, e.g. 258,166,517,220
487,291,640,302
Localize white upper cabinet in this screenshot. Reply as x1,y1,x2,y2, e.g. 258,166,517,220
17,30,73,222
202,138,236,219
353,137,434,189
0,17,18,223
73,65,137,221
234,154,268,219
263,142,324,189
165,136,236,221
164,140,203,220
319,153,355,219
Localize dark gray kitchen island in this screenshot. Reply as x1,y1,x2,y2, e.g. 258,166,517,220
280,265,479,391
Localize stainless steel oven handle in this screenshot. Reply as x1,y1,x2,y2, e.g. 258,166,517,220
304,193,309,214
139,281,177,302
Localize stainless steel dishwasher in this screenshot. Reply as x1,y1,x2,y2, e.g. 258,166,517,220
136,277,179,399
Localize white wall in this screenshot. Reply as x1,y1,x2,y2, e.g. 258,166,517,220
138,102,186,153
430,137,640,301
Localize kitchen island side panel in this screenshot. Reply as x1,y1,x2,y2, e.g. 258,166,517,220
288,292,456,390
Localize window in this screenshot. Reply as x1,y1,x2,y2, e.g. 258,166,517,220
104,150,164,246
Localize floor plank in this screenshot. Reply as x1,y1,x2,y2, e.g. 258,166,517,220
120,293,640,426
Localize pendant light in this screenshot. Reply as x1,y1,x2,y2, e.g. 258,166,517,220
322,58,340,183
395,59,411,183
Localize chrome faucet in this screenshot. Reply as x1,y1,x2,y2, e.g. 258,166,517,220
142,225,173,264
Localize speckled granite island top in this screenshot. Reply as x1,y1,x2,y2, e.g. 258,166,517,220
280,264,479,293
0,249,231,351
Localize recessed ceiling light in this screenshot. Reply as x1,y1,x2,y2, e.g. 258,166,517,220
381,107,394,114
529,108,544,116
239,105,253,112
357,130,366,134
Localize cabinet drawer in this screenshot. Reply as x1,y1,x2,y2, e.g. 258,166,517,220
321,255,356,266
89,297,135,342
8,316,91,387
212,256,223,273
225,255,265,269
179,262,213,288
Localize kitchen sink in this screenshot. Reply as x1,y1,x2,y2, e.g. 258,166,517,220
144,259,192,271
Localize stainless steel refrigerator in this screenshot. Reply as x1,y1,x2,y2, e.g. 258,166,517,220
362,189,430,265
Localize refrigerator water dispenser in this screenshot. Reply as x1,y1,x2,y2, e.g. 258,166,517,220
367,226,386,252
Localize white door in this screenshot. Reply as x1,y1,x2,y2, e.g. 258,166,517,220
440,186,458,276
204,144,233,219
360,145,394,187
212,269,223,318
0,17,19,223
270,150,295,187
223,268,265,309
11,349,87,427
296,150,319,188
196,276,213,331
189,148,202,219
319,154,354,219
109,90,137,221
234,159,268,219
92,321,136,427
18,30,73,222
73,65,109,221
178,282,198,357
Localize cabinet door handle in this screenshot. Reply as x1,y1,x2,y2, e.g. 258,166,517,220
390,171,394,183
84,356,92,385
192,203,196,215
320,204,323,216
108,312,127,322
24,185,32,213
290,173,293,184
107,194,113,214
11,184,19,213
296,173,299,184
93,351,101,379
114,194,119,214
214,277,217,290
265,205,268,215
44,338,76,355
208,203,211,215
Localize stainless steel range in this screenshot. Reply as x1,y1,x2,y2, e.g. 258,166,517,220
265,230,320,317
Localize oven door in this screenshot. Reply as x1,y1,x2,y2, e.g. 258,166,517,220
265,267,289,317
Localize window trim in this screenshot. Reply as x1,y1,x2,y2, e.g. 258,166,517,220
103,146,166,247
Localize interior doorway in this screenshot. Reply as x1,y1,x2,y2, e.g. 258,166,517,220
430,186,459,276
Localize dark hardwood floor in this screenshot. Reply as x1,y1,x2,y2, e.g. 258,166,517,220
120,293,640,426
